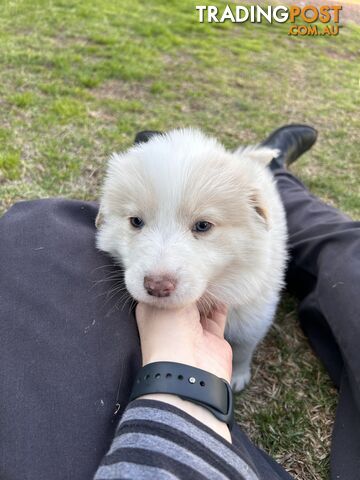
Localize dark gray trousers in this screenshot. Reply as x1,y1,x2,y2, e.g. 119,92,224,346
0,168,359,480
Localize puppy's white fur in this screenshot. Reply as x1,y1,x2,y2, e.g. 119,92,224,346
96,129,287,391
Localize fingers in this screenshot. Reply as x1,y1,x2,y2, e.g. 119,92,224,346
201,304,228,338
211,306,228,336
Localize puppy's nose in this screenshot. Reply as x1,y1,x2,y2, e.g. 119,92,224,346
144,275,177,298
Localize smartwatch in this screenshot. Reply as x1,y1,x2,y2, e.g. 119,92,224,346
129,361,234,429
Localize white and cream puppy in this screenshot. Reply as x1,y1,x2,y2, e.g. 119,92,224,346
96,129,287,391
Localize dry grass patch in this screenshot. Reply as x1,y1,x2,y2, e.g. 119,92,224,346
236,296,337,479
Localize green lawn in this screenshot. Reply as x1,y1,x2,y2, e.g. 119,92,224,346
1,1,359,478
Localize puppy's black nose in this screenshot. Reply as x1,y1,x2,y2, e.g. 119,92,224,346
144,275,177,298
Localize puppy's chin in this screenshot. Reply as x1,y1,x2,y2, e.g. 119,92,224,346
138,295,223,317
125,274,208,310
129,287,222,315
128,288,198,310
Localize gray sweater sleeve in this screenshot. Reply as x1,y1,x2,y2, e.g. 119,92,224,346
94,399,260,480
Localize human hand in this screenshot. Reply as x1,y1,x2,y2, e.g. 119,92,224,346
136,303,232,382
135,303,233,441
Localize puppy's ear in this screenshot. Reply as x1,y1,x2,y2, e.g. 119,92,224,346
95,208,104,229
249,191,269,229
134,130,163,145
234,145,279,166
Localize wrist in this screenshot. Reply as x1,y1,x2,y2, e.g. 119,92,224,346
130,361,234,441
142,353,196,368
139,393,232,442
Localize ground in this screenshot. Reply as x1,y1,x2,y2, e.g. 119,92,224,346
0,1,359,479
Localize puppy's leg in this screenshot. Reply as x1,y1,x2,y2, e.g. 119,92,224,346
226,302,277,392
231,341,256,392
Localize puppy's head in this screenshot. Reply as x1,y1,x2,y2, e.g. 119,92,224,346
96,129,279,310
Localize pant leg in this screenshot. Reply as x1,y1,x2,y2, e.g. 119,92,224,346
232,425,293,480
0,198,294,480
0,199,141,480
273,168,360,480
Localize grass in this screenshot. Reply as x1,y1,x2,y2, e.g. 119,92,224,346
238,295,337,479
0,1,359,478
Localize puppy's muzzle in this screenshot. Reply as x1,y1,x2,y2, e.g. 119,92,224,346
144,275,177,298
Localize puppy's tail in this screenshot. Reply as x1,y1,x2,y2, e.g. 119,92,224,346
234,145,280,166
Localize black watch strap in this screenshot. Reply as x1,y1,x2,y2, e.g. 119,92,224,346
129,362,234,429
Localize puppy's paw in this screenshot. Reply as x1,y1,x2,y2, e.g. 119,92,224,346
231,367,251,392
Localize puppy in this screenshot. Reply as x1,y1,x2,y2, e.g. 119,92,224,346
96,129,287,391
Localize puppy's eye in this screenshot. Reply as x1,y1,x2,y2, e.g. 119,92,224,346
192,221,213,233
129,217,145,229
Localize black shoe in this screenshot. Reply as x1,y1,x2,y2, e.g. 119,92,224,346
134,130,163,145
261,124,318,170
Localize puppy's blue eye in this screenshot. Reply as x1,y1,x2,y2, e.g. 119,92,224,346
130,217,145,229
192,221,213,233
